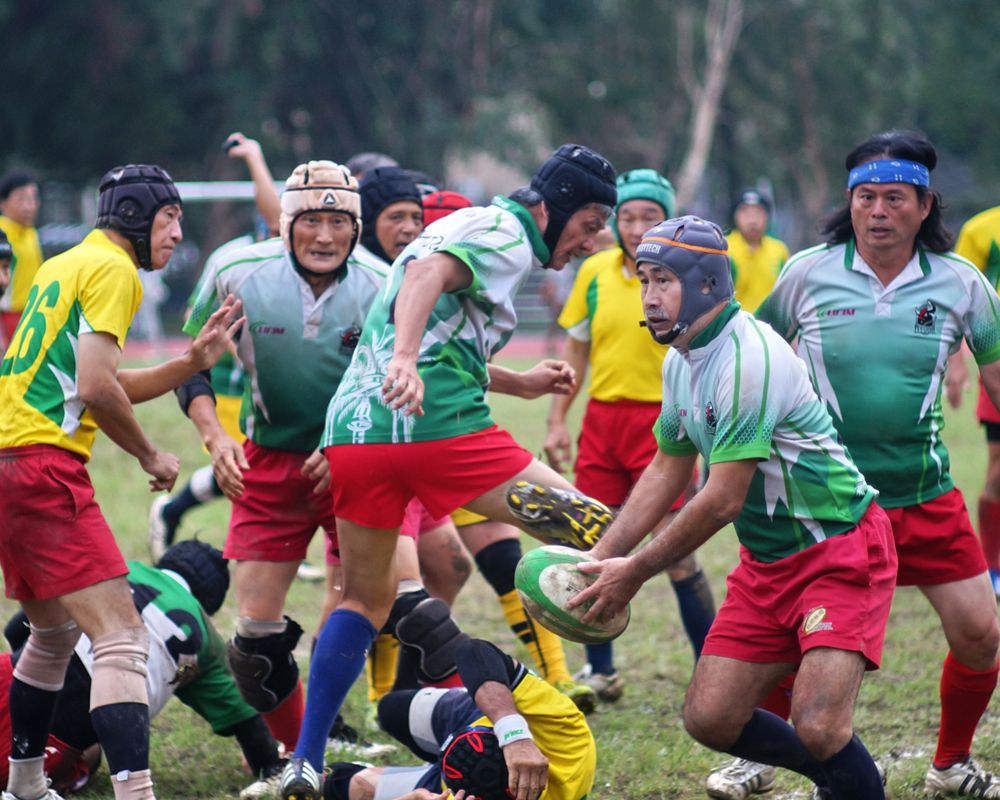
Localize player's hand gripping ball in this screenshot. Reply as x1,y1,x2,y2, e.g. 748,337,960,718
514,545,630,644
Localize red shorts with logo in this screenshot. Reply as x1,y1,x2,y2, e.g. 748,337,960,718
0,654,94,794
326,426,533,528
977,382,1000,425
575,398,684,511
0,445,127,600
702,503,897,669
884,487,987,586
226,441,338,562
324,497,441,566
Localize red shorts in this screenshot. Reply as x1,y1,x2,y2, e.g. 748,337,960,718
575,399,684,511
326,426,533,528
324,497,440,566
0,654,93,794
884,487,987,585
0,445,127,600
977,382,1000,425
702,503,897,669
226,441,338,562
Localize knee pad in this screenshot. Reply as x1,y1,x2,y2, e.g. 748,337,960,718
394,598,469,682
383,580,428,634
90,626,149,710
227,617,303,712
13,619,82,692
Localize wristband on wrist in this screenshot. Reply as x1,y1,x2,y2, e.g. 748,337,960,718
493,714,532,747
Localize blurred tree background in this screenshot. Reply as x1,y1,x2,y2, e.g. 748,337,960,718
2,0,998,255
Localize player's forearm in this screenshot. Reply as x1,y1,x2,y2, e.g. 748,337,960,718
592,452,694,559
486,364,525,396
244,155,280,234
472,680,521,723
630,492,729,581
186,395,229,447
84,381,158,463
118,352,202,403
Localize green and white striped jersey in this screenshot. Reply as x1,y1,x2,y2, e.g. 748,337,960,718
323,196,550,445
656,304,875,562
185,239,387,452
75,562,255,734
757,240,1000,507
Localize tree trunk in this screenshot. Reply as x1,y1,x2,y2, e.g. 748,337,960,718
673,0,744,211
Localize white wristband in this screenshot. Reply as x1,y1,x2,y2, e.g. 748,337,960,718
493,713,532,747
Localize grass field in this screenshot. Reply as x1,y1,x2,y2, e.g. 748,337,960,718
4,348,999,799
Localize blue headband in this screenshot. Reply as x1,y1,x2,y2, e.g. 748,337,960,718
847,159,930,190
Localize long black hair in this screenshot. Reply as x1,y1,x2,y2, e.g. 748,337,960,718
820,129,954,253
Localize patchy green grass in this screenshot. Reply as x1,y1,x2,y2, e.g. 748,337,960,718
3,351,997,799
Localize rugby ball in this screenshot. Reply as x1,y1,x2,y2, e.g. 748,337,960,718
514,545,630,645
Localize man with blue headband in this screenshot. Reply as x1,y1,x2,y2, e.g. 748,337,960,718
756,130,1000,798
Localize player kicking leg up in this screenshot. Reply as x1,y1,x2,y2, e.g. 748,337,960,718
280,144,619,800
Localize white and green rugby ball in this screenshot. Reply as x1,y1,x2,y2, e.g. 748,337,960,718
514,545,630,645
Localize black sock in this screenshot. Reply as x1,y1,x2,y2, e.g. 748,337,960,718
90,703,150,773
9,678,59,759
474,539,521,595
671,569,716,659
819,735,884,799
727,709,827,786
163,484,200,531
392,645,421,692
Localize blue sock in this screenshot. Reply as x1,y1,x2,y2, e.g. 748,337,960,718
819,735,884,799
727,709,827,786
585,642,614,675
294,609,377,770
671,569,715,659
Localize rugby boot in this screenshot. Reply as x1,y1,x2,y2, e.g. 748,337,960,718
705,758,776,799
506,481,612,549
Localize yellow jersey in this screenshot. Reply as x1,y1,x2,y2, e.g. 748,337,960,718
470,670,596,800
0,216,44,313
727,231,789,313
955,205,1000,286
0,230,142,460
558,247,666,403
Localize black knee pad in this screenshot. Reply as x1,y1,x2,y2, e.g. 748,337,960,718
395,598,468,682
385,586,431,634
227,618,303,712
474,539,522,596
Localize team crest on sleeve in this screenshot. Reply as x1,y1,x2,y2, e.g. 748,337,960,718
914,299,937,334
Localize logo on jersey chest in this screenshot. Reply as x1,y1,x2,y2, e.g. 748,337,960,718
340,325,361,352
250,321,286,336
914,299,937,335
704,401,718,434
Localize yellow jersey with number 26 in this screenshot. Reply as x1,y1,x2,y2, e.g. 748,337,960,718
0,229,141,460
